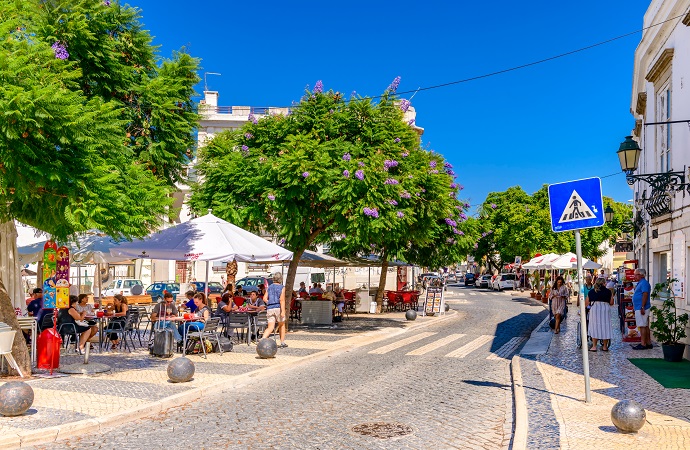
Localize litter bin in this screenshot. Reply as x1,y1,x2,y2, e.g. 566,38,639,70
37,327,62,371
369,301,377,314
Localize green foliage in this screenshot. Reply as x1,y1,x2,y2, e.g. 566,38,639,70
0,0,200,239
470,185,632,265
651,279,689,344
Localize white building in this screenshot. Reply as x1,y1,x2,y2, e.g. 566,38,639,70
628,2,690,315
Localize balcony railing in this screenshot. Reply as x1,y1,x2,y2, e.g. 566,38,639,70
200,105,291,116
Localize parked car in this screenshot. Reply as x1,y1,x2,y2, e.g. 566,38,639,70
190,281,223,295
492,273,518,291
464,273,476,286
145,282,180,302
103,279,144,297
235,276,273,294
478,274,493,288
422,275,446,290
418,272,439,283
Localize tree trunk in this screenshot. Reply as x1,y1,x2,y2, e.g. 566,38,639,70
282,247,305,333
0,280,31,376
374,252,389,314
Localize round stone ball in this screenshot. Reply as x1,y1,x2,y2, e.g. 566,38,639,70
0,381,34,417
445,304,450,312
256,338,278,359
611,399,646,433
167,357,195,383
405,309,417,321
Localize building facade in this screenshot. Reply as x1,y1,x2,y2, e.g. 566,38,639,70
628,1,690,325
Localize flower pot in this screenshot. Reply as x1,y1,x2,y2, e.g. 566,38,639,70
661,343,686,362
530,292,536,298
535,293,542,301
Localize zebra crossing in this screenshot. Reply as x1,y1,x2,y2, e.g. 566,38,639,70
368,331,527,360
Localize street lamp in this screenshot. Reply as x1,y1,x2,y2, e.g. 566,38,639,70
604,205,614,223
616,136,689,192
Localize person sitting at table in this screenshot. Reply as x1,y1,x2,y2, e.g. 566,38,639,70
257,284,265,298
246,291,266,312
233,285,245,297
27,288,43,318
298,282,307,295
104,294,129,351
179,292,211,338
323,286,336,301
150,292,183,346
181,290,197,313
308,283,320,295
58,295,98,353
215,293,237,319
334,287,346,315
74,294,95,316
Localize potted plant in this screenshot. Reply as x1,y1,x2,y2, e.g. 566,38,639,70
530,271,539,298
650,278,689,362
541,271,551,303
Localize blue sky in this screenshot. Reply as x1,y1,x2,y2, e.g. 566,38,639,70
130,0,649,211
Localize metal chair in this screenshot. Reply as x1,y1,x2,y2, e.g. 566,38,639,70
185,317,222,359
125,309,142,347
225,312,251,346
105,313,134,352
57,323,79,351
254,311,268,339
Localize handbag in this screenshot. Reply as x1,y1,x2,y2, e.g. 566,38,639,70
75,320,89,327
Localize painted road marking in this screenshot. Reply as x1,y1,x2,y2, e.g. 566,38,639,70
406,334,465,356
368,332,437,355
486,337,527,360
445,335,494,358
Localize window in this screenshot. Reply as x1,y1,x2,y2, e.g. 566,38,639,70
657,84,671,172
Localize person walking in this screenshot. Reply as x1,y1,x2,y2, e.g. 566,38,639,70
549,276,569,334
632,268,652,350
262,272,287,348
586,277,614,351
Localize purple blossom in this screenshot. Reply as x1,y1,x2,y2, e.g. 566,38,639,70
358,161,365,167
464,203,471,208
103,0,111,5
447,238,456,244
384,178,399,185
314,80,323,94
491,203,497,209
408,175,413,179
351,90,357,98
421,188,426,192
383,159,398,170
279,238,286,245
267,194,276,201
429,161,437,168
244,133,253,139
408,119,415,126
51,41,69,60
458,185,464,190
416,192,421,197
450,183,458,189
241,145,249,152
248,113,258,125
401,152,409,158
363,207,379,218
460,213,468,220
429,170,439,174
355,170,364,180
481,232,487,237
446,169,456,176
399,99,410,113
397,211,405,218
388,76,401,93
400,191,411,199
453,228,464,236
342,153,351,161
444,162,453,169
302,172,309,178
445,218,457,227
387,199,398,206
474,243,479,249
394,137,401,143
343,170,350,178
329,109,334,114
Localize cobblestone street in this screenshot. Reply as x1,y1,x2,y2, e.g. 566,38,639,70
33,287,546,449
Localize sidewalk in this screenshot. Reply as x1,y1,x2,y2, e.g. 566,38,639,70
0,311,454,449
516,302,690,449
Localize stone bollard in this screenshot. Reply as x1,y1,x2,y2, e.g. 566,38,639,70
405,309,417,321
611,399,646,433
0,382,34,416
167,357,195,383
256,338,278,359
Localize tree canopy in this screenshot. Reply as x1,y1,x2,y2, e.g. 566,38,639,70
470,185,633,269
0,0,199,240
191,79,471,307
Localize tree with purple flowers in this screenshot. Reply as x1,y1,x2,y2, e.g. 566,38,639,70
0,0,200,375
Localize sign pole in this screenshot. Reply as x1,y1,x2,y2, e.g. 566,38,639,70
575,229,591,403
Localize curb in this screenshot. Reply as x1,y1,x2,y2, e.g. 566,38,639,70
8,310,459,449
510,355,528,450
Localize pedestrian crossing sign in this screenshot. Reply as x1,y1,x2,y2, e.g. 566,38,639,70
548,177,605,232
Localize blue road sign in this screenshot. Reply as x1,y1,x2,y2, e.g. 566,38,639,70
548,177,604,232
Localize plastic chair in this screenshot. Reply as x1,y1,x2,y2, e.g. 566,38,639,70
289,298,302,321
0,329,23,377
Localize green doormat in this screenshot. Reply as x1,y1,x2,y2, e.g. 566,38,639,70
629,358,690,389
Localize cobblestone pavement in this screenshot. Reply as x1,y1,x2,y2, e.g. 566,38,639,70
32,286,546,449
522,303,690,449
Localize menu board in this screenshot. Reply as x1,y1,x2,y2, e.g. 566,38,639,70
423,288,444,316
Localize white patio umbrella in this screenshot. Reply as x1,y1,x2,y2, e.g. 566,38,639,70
522,253,560,270
551,252,602,270
110,213,292,297
17,233,129,265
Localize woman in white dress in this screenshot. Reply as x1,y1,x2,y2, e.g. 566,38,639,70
549,276,569,334
586,277,614,351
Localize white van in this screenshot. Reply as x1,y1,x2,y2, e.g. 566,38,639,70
103,279,144,296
